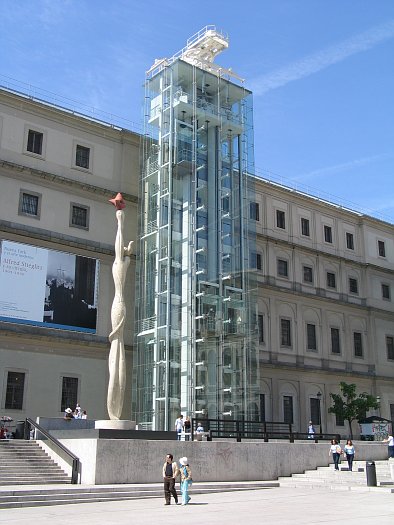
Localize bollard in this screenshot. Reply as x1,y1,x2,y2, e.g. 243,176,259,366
365,461,377,487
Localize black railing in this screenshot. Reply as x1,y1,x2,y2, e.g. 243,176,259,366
25,418,80,484
191,418,340,443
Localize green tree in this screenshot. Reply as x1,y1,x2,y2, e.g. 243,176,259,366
328,382,379,440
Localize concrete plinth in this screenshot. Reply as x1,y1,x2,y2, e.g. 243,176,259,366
95,420,136,430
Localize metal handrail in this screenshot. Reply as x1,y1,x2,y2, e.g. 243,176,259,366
25,418,80,484
191,418,340,443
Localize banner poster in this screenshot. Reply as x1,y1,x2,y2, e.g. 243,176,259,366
0,240,99,333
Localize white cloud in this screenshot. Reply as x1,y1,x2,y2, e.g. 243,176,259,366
295,153,392,181
250,20,394,96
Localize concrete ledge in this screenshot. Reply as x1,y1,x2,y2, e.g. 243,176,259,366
42,438,388,485
47,429,176,440
95,420,135,430
36,417,95,431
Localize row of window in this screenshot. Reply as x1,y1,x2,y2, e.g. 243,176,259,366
250,202,387,258
255,313,394,361
251,253,391,301
26,128,91,170
4,372,78,411
8,367,394,429
19,189,90,229
261,394,394,427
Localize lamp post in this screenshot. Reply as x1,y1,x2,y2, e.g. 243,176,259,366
317,391,323,436
376,396,381,418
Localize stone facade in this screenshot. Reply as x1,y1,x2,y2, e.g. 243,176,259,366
0,89,139,422
0,88,393,436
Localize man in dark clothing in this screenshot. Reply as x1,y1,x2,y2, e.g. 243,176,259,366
162,453,179,505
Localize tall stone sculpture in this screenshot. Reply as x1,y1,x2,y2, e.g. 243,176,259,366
107,193,133,420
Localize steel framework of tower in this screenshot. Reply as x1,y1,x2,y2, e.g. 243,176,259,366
133,26,259,430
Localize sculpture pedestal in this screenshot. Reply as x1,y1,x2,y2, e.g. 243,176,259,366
95,420,136,430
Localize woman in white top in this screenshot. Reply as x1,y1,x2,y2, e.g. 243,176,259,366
343,439,355,471
382,434,394,459
329,439,342,471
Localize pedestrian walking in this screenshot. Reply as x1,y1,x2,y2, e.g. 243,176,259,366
307,421,315,439
184,416,191,441
382,434,394,458
162,453,179,505
179,456,192,506
343,439,355,471
329,439,342,471
175,414,184,440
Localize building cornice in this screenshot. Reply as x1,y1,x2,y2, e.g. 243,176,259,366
0,219,116,256
0,323,133,358
258,280,394,318
259,360,394,383
0,87,142,143
252,174,393,228
257,230,394,276
0,158,139,204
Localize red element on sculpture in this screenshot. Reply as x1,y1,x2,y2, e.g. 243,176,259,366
109,192,126,210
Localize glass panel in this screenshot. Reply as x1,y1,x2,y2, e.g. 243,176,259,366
310,398,320,426
72,206,87,227
61,376,78,412
22,193,39,215
331,328,340,354
307,324,317,350
27,130,43,154
5,372,25,410
283,396,293,424
76,145,90,169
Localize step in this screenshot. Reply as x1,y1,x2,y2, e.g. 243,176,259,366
0,452,49,457
1,468,66,474
0,473,70,479
0,482,278,509
0,494,157,509
0,439,40,450
0,457,59,467
0,440,71,485
0,476,70,483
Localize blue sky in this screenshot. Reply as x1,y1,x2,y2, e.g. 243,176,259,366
1,0,393,222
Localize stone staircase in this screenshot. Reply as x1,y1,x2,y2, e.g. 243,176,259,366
278,460,394,492
0,481,278,509
0,439,71,486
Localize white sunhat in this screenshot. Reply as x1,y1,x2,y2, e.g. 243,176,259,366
65,408,73,414
179,457,188,466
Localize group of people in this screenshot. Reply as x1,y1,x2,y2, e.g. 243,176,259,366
163,454,192,506
175,415,204,440
328,434,394,471
329,439,356,471
64,403,87,420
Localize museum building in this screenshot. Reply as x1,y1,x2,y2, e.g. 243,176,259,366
0,27,393,436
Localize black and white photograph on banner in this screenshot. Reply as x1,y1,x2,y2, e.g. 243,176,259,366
0,239,99,333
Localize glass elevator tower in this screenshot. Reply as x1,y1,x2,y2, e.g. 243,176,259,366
134,26,259,430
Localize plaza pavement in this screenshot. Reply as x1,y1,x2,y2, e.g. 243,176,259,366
1,486,393,525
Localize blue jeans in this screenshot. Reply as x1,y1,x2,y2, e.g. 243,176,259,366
346,453,354,471
333,452,340,470
181,480,191,505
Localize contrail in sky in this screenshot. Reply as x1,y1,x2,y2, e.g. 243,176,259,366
250,20,394,96
295,153,392,181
